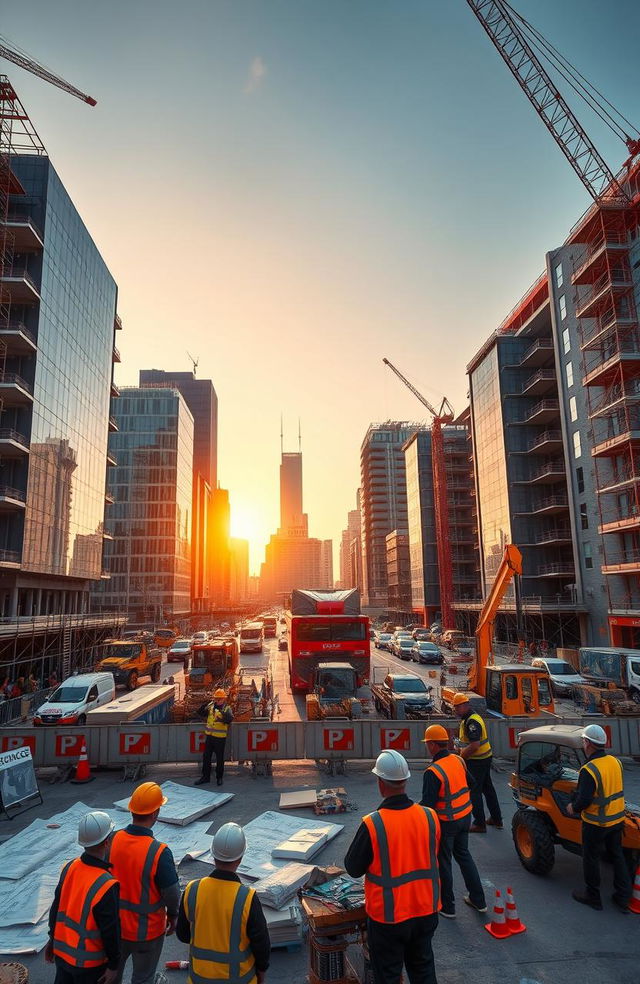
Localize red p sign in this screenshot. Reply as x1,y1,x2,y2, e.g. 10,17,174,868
55,734,85,758
190,731,206,754
381,728,410,751
323,728,354,751
1,735,35,754
248,729,278,752
119,733,150,755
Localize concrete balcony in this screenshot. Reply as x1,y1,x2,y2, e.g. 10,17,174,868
114,313,123,331
591,428,640,458
526,430,563,454
4,213,44,252
110,381,120,398
112,344,121,363
583,344,640,389
519,338,555,369
0,429,29,457
516,495,569,516
602,550,640,574
0,549,21,568
0,268,40,304
575,271,632,320
571,232,628,286
0,372,33,406
519,400,560,425
108,416,119,432
0,323,37,356
599,512,640,534
533,527,573,545
537,561,576,577
521,369,557,398
0,486,26,511
516,461,566,485
106,451,117,467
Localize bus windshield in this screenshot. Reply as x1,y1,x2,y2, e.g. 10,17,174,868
296,620,367,642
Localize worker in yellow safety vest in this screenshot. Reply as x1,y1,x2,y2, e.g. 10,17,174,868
452,693,502,833
177,822,270,983
196,688,234,787
567,724,631,912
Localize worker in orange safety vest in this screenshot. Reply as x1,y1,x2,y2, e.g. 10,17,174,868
109,781,180,984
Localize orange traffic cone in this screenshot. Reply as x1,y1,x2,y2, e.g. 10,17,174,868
70,741,94,784
629,864,640,914
484,890,511,939
505,887,526,934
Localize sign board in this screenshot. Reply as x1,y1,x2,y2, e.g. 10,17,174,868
0,746,42,818
380,727,411,751
323,727,354,751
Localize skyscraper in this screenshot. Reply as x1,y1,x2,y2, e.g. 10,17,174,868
280,452,307,535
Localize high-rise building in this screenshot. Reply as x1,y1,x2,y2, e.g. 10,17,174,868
339,503,361,589
360,422,423,610
139,370,218,608
209,487,231,604
280,452,307,535
319,539,333,589
229,537,249,602
404,421,481,627
0,110,123,681
386,529,412,617
98,387,193,621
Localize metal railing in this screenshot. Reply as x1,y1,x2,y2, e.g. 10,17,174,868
576,269,632,317
0,428,27,446
523,369,556,392
530,461,566,481
528,430,562,452
0,686,52,727
0,549,21,565
571,231,627,281
6,212,44,240
535,527,572,543
538,562,576,575
0,485,26,502
1,268,39,291
2,322,36,345
530,495,569,511
0,372,32,394
520,338,554,365
523,400,560,422
114,313,123,330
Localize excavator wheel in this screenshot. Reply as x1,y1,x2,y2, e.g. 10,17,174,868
512,809,555,875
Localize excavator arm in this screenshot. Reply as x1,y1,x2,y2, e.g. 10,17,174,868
469,544,523,695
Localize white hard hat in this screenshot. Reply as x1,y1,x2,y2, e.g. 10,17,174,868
78,811,115,848
581,724,607,746
213,822,247,862
372,749,411,782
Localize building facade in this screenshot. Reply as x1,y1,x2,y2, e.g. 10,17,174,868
360,422,422,611
99,387,193,621
339,503,361,589
229,537,249,602
385,529,412,617
319,539,333,589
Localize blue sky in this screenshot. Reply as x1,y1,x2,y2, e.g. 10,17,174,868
3,0,639,570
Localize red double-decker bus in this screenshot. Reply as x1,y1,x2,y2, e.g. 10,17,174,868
285,589,370,692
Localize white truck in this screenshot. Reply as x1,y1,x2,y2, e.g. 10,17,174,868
579,647,640,705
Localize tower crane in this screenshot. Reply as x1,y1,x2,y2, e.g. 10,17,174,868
465,1,640,204
0,35,96,105
382,358,456,630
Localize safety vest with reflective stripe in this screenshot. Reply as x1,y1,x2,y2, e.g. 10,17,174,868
458,712,492,760
184,877,256,984
580,754,626,828
206,704,231,739
109,830,167,941
52,857,117,968
427,753,472,823
363,804,440,924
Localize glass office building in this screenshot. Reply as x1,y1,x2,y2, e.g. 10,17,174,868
99,387,194,620
0,154,119,618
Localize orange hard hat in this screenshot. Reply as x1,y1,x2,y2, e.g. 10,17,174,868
128,781,167,815
422,724,450,743
213,688,227,699
452,692,471,707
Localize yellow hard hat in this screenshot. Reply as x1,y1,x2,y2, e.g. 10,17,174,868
422,724,450,743
452,692,471,707
128,781,167,815
213,688,227,699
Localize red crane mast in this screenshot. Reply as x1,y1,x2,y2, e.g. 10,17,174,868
383,358,456,630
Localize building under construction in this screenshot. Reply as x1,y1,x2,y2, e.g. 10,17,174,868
0,76,124,683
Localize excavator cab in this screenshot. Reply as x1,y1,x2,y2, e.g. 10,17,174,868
485,665,555,716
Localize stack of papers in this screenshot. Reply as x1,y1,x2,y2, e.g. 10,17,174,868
114,780,233,825
272,829,328,861
252,862,313,910
263,904,303,946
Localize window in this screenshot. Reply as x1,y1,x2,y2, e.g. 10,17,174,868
566,362,574,387
570,396,578,421
563,327,571,354
573,431,582,458
583,542,593,569
555,262,564,288
576,466,584,494
559,295,567,320
580,503,588,530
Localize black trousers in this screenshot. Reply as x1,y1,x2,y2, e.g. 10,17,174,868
201,735,226,782
367,913,438,984
466,756,502,826
54,959,107,984
438,815,486,912
581,821,632,902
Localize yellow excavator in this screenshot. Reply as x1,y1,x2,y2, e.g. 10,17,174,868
442,545,555,717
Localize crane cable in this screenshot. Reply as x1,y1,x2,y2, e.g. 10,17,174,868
502,2,640,144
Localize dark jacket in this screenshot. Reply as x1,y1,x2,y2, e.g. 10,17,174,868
48,853,121,971
176,869,270,973
571,748,610,815
197,702,234,725
420,748,473,810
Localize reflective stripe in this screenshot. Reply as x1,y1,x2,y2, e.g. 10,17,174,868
187,881,255,984
205,705,230,738
365,808,439,922
55,868,113,967
229,886,250,981
428,762,470,822
138,839,164,940
190,945,252,962
582,760,626,825
52,939,106,964
188,967,256,984
56,914,102,940
458,714,491,759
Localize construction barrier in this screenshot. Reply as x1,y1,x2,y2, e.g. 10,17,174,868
1,713,639,768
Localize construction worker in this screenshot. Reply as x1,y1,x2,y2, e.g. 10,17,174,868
452,692,502,832
420,724,486,919
196,687,234,787
176,822,270,983
46,812,120,984
109,781,180,984
344,750,440,984
566,724,631,912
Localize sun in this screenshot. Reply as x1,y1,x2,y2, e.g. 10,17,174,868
230,504,267,573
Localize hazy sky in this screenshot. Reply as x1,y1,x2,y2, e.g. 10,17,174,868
3,0,640,572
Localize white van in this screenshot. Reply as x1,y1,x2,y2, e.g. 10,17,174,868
34,673,115,726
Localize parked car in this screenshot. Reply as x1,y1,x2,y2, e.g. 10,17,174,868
192,631,208,645
531,657,582,697
412,628,430,641
278,636,288,651
376,632,394,652
393,637,415,661
168,638,192,663
411,641,445,665
34,673,115,726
